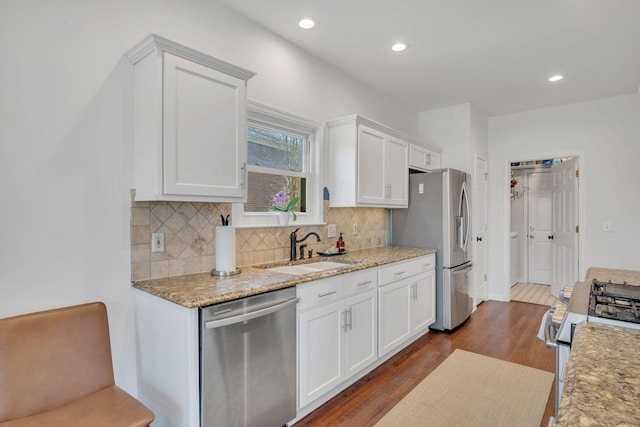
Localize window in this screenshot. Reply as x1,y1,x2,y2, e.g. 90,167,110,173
232,102,323,227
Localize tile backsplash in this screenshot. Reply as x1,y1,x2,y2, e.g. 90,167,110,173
130,191,387,282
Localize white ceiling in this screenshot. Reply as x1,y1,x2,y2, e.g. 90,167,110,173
216,0,640,116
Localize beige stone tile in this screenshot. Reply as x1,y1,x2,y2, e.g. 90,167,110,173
132,263,150,282
203,256,216,271
253,251,265,265
131,225,150,245
150,260,169,279
131,244,150,264
151,203,174,223
131,207,150,226
186,257,202,274
168,259,186,277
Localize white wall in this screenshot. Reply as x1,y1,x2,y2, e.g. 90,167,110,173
418,103,472,172
418,102,488,173
0,0,417,395
488,93,640,301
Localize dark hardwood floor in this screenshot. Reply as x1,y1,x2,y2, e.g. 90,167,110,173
295,300,555,427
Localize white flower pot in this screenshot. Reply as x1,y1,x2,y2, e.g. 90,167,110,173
278,211,290,225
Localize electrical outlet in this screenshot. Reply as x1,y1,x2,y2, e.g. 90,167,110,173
327,224,337,238
352,223,358,235
152,232,165,252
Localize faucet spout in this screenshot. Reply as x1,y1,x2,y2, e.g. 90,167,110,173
289,229,321,261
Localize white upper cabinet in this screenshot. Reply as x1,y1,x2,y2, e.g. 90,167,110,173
126,35,255,202
327,115,414,208
409,143,441,172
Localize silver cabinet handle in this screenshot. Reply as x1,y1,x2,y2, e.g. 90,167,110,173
319,290,337,298
347,308,353,330
394,271,406,277
357,280,372,286
205,297,298,329
342,310,348,332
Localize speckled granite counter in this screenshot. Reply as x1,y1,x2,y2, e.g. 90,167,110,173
585,267,640,285
557,322,640,426
133,246,436,308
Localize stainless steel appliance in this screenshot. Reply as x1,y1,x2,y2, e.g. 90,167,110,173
391,169,473,330
200,287,298,427
544,279,640,424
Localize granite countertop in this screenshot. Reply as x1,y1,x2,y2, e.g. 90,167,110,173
585,267,640,285
133,246,436,308
557,322,640,426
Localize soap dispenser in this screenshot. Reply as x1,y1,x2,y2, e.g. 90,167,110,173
337,232,345,252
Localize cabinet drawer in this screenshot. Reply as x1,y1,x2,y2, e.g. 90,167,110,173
418,254,435,272
344,269,378,296
297,277,344,311
378,259,421,286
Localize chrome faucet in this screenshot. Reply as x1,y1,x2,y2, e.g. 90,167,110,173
290,228,321,261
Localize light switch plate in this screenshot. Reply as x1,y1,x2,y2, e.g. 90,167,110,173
327,224,337,238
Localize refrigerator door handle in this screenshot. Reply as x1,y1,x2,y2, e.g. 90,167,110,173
461,181,471,252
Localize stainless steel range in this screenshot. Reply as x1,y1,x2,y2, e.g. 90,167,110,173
545,275,640,425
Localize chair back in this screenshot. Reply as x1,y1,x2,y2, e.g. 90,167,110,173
0,302,115,422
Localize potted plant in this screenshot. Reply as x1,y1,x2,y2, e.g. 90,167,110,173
271,190,299,225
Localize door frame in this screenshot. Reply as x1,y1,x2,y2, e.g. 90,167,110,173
502,153,585,301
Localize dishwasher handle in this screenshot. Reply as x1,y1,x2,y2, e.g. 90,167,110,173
205,297,299,329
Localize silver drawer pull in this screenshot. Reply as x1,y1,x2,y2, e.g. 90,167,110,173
394,271,406,276
357,280,372,286
319,290,337,297
422,263,432,268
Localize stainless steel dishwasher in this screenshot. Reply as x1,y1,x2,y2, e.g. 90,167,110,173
200,287,298,427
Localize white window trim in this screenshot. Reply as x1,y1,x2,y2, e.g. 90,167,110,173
232,101,324,228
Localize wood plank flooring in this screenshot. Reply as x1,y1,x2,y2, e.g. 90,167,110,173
295,301,555,427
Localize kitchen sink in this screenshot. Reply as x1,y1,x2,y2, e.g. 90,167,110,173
266,261,352,276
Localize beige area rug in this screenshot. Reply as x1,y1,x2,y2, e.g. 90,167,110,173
375,349,554,427
511,282,561,307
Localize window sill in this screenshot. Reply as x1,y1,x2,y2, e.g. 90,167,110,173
233,222,327,230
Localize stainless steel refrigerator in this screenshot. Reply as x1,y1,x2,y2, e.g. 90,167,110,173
391,169,473,330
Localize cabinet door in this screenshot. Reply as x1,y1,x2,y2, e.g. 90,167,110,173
378,279,411,357
384,136,408,206
357,125,385,204
298,301,344,408
410,270,436,333
409,144,439,172
163,53,246,198
344,289,377,378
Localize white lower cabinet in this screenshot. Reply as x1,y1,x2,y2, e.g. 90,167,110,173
298,270,377,408
378,255,436,358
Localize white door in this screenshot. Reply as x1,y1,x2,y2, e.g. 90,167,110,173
357,125,385,204
344,290,377,378
298,301,344,407
473,154,488,305
384,136,408,206
163,53,245,198
410,271,436,333
551,158,579,297
527,171,553,285
378,279,411,357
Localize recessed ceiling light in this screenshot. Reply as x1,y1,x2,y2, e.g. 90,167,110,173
391,42,408,52
298,17,318,30
548,75,564,82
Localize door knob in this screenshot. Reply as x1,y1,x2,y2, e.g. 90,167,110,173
476,237,483,242
529,234,535,239
548,235,554,240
